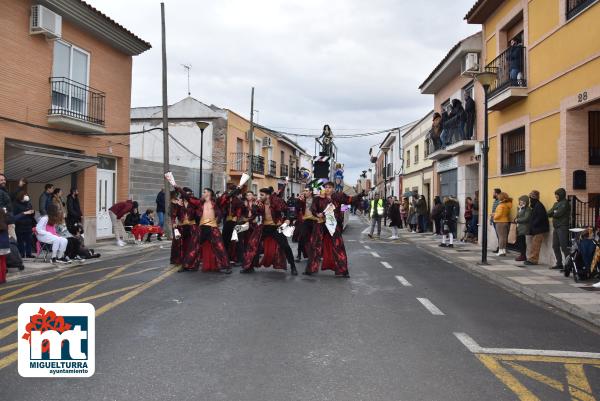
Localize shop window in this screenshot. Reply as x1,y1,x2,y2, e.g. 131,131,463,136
589,111,600,165
501,127,525,174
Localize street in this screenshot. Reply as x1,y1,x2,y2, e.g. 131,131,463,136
2,216,600,401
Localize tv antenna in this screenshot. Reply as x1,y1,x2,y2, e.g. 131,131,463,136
182,64,192,96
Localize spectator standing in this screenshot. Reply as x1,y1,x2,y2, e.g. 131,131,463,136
400,197,409,229
0,174,13,214
439,196,459,247
0,208,13,284
388,196,401,240
368,195,384,239
524,190,550,266
10,178,28,202
156,189,166,230
464,93,476,140
464,197,474,242
12,191,35,258
431,196,444,236
38,183,54,216
548,188,570,270
514,195,532,262
66,188,82,231
416,195,428,233
508,38,523,83
109,200,137,246
471,191,480,241
493,192,513,256
490,188,501,253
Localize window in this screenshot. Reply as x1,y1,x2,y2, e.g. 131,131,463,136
501,127,526,174
414,145,419,164
567,0,597,20
52,41,90,113
590,111,600,165
406,150,411,167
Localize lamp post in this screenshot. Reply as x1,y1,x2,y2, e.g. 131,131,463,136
474,70,496,265
196,121,209,192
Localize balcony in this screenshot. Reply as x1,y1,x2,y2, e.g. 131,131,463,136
229,152,265,175
280,163,289,177
290,167,298,181
385,163,393,179
484,45,528,110
48,77,106,133
426,125,478,161
268,160,277,176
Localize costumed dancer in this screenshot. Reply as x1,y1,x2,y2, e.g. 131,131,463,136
239,190,258,250
241,182,298,275
305,181,353,278
295,186,316,262
169,190,183,267
176,187,201,271
220,183,243,265
176,186,232,274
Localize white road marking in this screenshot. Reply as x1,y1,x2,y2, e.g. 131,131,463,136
364,245,371,250
417,298,445,315
395,275,412,286
370,252,381,258
381,261,393,269
361,227,371,234
453,332,600,358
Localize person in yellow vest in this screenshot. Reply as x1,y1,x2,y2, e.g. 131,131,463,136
367,195,384,239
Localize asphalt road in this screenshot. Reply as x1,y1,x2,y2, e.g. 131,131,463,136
1,215,600,401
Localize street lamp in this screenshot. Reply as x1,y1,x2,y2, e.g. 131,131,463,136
474,70,496,264
196,121,210,192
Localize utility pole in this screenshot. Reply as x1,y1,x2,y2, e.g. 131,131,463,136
161,2,171,239
182,64,191,96
247,87,255,189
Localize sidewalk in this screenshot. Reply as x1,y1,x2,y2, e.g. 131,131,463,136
358,216,600,327
6,239,167,282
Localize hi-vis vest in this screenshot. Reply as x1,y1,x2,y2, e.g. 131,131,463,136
370,199,384,217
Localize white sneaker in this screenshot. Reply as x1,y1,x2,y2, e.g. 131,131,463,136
117,240,126,247
593,281,600,288
389,235,398,240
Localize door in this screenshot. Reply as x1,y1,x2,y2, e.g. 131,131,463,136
97,169,115,238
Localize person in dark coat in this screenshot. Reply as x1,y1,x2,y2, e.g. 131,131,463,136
12,191,36,258
524,190,550,266
10,178,28,202
388,196,401,239
156,189,166,230
38,183,54,216
439,196,459,248
464,92,476,140
508,38,523,84
0,174,13,215
66,188,82,232
548,188,570,270
430,196,444,235
0,208,14,284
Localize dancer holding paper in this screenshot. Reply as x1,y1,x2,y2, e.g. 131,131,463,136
295,186,316,261
241,181,298,275
169,190,183,267
219,183,243,265
305,181,353,278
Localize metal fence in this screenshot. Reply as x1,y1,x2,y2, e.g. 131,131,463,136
268,160,277,176
280,164,289,177
49,77,105,125
569,195,600,229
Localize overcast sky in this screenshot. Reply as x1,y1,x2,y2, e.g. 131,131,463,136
88,0,479,183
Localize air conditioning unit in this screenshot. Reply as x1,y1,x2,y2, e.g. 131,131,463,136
464,53,479,72
262,137,272,148
30,5,62,39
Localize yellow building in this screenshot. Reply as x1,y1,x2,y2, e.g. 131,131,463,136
401,111,435,206
466,0,600,262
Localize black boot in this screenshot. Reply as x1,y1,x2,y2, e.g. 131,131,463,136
290,264,298,276
240,267,255,274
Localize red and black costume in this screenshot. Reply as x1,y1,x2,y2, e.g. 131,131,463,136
177,195,201,271
177,188,230,273
242,188,297,275
219,188,243,264
169,200,183,266
306,192,352,277
295,195,317,261
239,198,258,249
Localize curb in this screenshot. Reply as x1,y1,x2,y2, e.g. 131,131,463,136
6,241,166,282
408,235,600,328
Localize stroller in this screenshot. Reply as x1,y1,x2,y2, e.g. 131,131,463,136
564,228,600,283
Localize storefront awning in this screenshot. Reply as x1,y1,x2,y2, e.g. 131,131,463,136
4,142,99,183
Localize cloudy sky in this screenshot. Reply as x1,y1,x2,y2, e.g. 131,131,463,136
89,0,479,183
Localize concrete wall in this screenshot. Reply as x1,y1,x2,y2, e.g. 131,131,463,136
129,158,212,214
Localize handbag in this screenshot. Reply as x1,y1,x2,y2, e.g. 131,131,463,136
508,223,517,244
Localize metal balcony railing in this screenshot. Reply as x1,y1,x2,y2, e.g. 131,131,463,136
268,160,277,176
49,77,105,126
290,167,298,181
280,164,289,177
229,153,265,175
386,163,393,179
484,45,527,98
